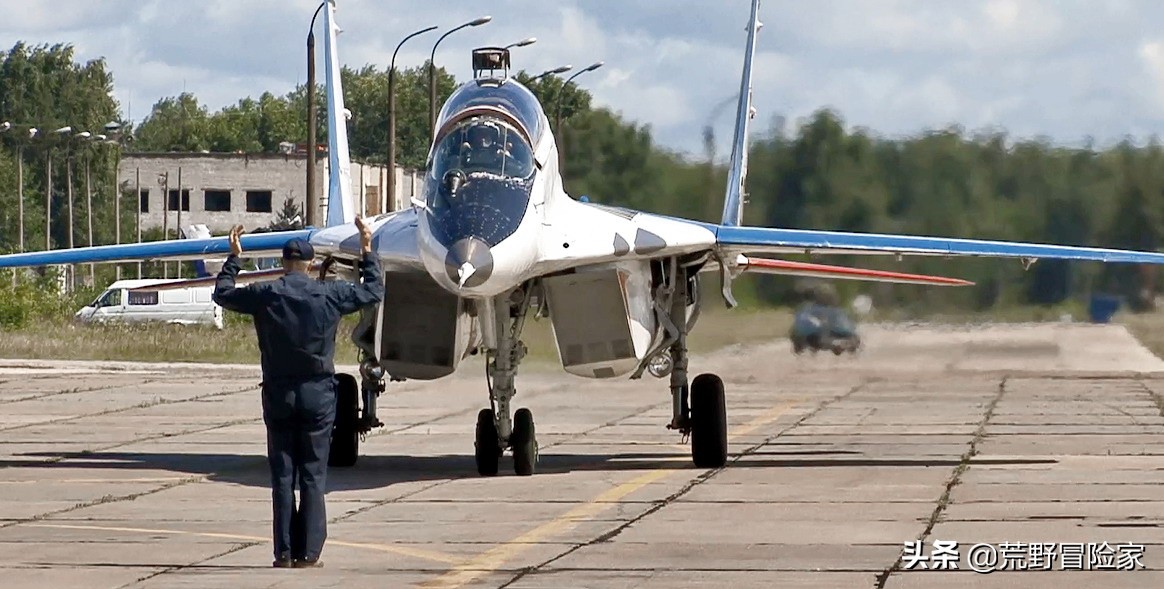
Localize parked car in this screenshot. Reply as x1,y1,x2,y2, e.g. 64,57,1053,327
74,279,224,329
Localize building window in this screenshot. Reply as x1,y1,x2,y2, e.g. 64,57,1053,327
138,189,149,213
167,189,190,211
246,190,273,213
127,291,158,306
204,190,231,212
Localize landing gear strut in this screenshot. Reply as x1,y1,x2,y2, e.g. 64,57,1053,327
474,285,538,476
328,351,391,468
661,263,728,468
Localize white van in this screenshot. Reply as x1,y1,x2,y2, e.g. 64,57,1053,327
74,279,225,329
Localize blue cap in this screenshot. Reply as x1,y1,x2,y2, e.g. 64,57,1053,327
282,238,314,261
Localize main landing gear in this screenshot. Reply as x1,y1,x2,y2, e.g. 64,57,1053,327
474,285,538,476
656,262,728,468
329,353,389,468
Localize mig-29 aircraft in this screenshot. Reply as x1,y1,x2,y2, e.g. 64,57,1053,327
4,0,1164,477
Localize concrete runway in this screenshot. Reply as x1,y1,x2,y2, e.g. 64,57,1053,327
3,322,1164,588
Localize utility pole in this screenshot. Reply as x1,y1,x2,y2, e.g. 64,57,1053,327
114,148,121,281
44,147,52,250
17,146,23,254
388,25,439,214
85,153,94,286
305,2,325,228
176,166,183,279
135,167,142,279
66,144,75,290
160,170,169,279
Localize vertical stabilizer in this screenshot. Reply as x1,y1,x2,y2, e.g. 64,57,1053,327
720,0,761,227
323,0,355,227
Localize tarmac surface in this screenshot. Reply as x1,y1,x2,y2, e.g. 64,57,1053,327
3,322,1164,588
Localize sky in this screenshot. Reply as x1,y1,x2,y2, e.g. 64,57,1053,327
3,0,1164,160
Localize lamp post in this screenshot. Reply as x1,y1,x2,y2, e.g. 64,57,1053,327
1,122,12,285
387,25,437,213
529,65,571,82
0,125,11,248
555,61,604,169
305,1,326,228
555,61,604,136
103,121,124,279
46,126,72,252
429,15,491,139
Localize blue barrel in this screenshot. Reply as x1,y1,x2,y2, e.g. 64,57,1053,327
1088,294,1121,323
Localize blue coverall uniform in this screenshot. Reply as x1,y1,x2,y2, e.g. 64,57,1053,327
213,248,383,564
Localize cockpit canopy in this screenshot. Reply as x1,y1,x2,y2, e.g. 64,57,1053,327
435,79,545,145
423,116,537,249
429,117,535,181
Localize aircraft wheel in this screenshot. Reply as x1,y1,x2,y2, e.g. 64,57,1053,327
475,408,500,476
690,373,728,468
329,373,360,468
511,407,538,476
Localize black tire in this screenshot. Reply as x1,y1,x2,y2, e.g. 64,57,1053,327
475,408,500,476
511,407,537,476
329,373,360,468
690,373,728,468
792,338,805,355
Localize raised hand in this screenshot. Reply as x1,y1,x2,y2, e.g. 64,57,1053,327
229,225,244,256
354,216,373,254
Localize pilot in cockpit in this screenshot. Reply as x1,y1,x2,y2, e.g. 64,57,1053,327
459,123,510,173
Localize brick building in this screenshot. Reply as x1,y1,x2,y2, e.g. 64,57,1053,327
117,152,423,234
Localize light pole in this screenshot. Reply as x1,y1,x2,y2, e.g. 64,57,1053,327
555,61,604,142
46,126,72,251
102,121,125,279
305,1,326,228
1,122,11,285
429,15,491,139
504,37,537,50
554,61,604,169
528,65,571,83
387,25,437,213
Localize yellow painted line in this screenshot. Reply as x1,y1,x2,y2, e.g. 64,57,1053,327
421,401,795,589
0,478,191,485
26,523,461,565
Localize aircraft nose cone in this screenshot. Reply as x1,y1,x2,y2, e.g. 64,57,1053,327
444,238,494,289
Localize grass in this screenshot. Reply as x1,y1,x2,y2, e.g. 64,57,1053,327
0,306,794,367
1116,309,1164,361
16,300,1164,367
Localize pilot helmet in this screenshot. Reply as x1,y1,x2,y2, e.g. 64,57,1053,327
467,121,500,147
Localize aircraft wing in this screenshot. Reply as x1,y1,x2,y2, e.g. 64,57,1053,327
714,226,1164,265
0,230,312,268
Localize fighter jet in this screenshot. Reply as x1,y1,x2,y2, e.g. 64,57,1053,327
3,0,1164,476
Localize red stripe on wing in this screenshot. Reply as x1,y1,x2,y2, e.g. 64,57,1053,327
739,256,973,286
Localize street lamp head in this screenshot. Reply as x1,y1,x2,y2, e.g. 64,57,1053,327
28,128,38,138
0,121,10,132
53,126,72,135
530,65,572,81
78,131,92,139
584,61,605,73
509,37,536,49
95,134,107,141
469,16,492,26
104,121,121,132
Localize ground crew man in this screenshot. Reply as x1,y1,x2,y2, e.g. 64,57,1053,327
212,217,383,568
